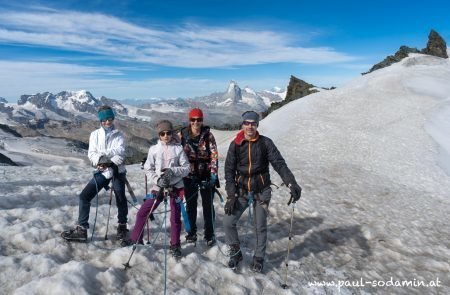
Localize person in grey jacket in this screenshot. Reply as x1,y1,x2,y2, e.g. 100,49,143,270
127,120,190,257
223,111,302,272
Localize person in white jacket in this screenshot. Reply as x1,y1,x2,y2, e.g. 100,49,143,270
128,120,190,257
61,105,129,242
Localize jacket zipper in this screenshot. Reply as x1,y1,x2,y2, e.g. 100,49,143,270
247,142,252,191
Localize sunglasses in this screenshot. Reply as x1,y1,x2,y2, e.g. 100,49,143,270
190,118,203,123
242,121,258,127
159,131,173,137
101,118,114,123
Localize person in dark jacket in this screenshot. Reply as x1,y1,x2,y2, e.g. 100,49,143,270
179,108,219,246
223,111,302,272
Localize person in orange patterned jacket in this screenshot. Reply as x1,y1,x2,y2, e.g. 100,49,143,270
179,108,219,246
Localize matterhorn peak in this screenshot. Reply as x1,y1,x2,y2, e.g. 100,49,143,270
223,80,242,103
226,80,239,92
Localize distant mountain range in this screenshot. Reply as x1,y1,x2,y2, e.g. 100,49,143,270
0,81,287,164
1,81,285,129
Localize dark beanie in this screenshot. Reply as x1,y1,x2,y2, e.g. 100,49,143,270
155,120,173,133
242,111,259,122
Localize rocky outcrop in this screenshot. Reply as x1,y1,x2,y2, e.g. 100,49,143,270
0,101,14,116
363,30,448,74
363,46,420,74
264,75,318,116
0,124,22,137
0,153,18,166
285,75,317,101
0,97,7,103
421,29,448,58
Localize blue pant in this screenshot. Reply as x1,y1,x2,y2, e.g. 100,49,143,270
78,172,128,229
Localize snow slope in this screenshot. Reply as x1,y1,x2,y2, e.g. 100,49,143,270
1,54,449,294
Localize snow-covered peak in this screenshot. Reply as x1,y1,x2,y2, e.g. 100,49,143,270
55,90,99,105
270,86,282,92
226,80,239,93
258,87,286,106
243,86,256,96
221,80,242,104
241,87,267,111
52,90,101,114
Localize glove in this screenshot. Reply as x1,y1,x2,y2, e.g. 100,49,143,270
287,183,302,205
157,168,173,188
210,173,218,188
224,196,237,215
98,155,113,166
141,157,147,169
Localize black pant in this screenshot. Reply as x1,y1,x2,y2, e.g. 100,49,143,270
183,177,215,239
78,172,128,228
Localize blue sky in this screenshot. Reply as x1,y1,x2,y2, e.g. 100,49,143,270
0,0,449,101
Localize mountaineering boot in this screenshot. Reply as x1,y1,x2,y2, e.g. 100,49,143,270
120,238,143,247
250,256,264,273
205,236,216,247
227,244,243,269
185,232,197,243
61,225,88,242
169,244,182,258
116,223,128,240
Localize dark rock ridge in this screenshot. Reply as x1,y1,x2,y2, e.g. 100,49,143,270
0,124,22,137
363,46,420,74
363,29,448,74
0,152,18,166
264,75,318,116
0,101,14,116
422,30,448,58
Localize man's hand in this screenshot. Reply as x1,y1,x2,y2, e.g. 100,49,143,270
287,183,302,205
224,196,237,215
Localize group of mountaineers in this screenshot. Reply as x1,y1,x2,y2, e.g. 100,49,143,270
61,105,302,273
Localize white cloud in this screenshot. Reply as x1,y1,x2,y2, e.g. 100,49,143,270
0,60,226,100
0,8,358,68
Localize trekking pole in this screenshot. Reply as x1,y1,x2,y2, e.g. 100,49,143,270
91,172,101,242
146,176,151,243
142,161,151,244
163,188,169,295
104,181,114,240
123,196,160,270
281,200,296,289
